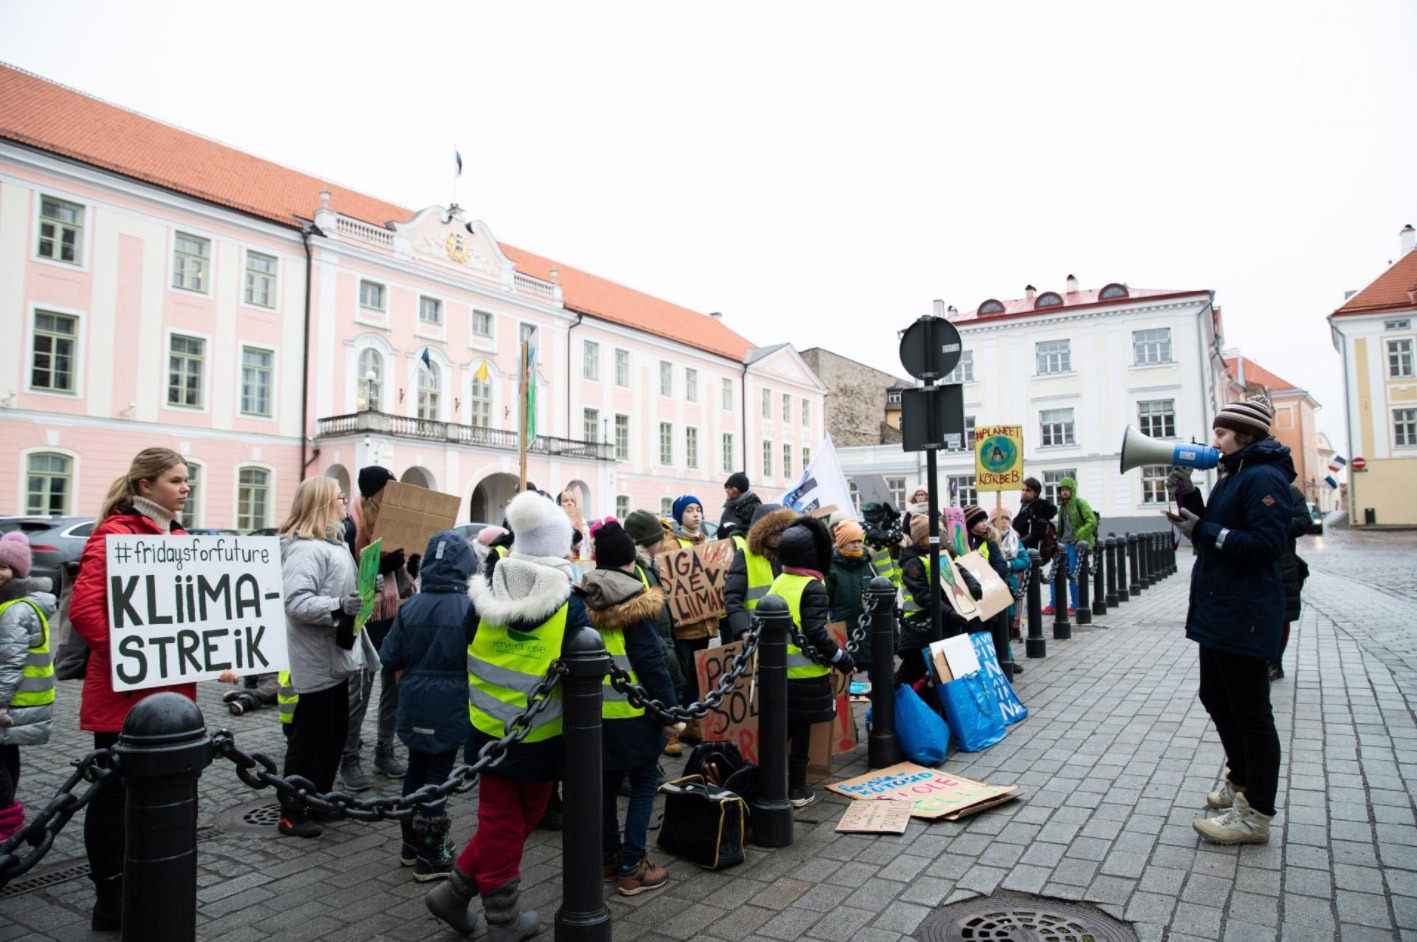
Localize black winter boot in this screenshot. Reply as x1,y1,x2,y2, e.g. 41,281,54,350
91,874,122,931
425,864,482,937
483,876,540,942
413,814,454,882
399,817,417,867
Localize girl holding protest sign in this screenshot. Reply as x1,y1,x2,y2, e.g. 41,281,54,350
69,447,194,930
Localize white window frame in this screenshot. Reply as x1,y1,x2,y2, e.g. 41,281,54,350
802,446,811,471
583,407,600,444
22,449,76,516
801,398,810,427
615,495,631,519
178,458,203,530
418,295,444,330
358,347,386,412
659,422,674,465
1137,399,1176,439
165,330,210,412
468,374,493,428
359,279,387,313
944,350,974,384
763,441,773,480
583,340,601,381
36,194,85,267
946,474,977,508
782,393,791,423
234,464,274,533
1132,328,1173,366
946,415,977,453
1395,408,1417,448
1388,339,1414,379
1042,470,1077,505
28,307,82,396
721,433,734,473
686,426,699,469
519,322,537,346
685,368,698,403
238,345,275,418
660,497,674,517
885,476,906,508
782,442,793,480
614,349,630,387
1040,408,1075,447
1141,465,1169,505
1036,340,1072,375
243,250,278,309
721,378,733,411
762,388,771,419
470,309,495,342
172,231,212,294
614,414,630,460
417,360,442,421
659,361,673,397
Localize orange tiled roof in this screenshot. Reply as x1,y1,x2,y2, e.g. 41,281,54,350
1333,248,1417,317
1223,356,1303,394
0,64,752,361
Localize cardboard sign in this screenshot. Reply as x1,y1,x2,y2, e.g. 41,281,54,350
927,634,981,685
827,762,1020,820
969,631,1027,726
657,539,735,628
355,539,382,634
937,553,982,620
835,798,912,834
369,481,460,555
954,551,1014,621
974,424,1024,492
105,535,287,691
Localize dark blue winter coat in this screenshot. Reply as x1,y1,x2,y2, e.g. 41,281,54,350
1180,438,1296,661
380,531,475,757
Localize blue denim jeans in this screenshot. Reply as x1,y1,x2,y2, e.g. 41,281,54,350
603,762,659,864
1049,543,1079,610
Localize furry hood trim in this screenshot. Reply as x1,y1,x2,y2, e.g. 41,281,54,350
0,576,55,610
469,557,572,626
586,584,667,632
747,508,798,557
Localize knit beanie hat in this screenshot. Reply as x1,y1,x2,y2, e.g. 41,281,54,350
724,472,750,492
505,490,573,559
475,525,508,547
0,532,32,579
963,504,989,531
358,466,396,499
1213,396,1273,440
672,495,702,524
833,520,864,548
592,520,637,569
624,510,666,547
909,513,930,545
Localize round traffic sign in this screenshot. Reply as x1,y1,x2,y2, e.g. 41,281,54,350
899,315,964,382
1352,456,1367,471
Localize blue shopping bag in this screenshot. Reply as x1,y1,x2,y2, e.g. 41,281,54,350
938,672,1007,752
967,631,1028,726
894,683,951,766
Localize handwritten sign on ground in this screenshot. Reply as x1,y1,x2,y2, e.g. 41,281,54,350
828,762,1020,820
105,535,287,692
370,481,460,555
955,551,1014,621
835,798,912,834
657,539,735,627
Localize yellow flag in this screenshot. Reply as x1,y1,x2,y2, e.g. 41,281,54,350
474,359,490,382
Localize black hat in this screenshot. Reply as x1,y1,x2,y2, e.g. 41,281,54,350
776,516,833,575
724,472,750,492
593,520,637,569
358,466,396,498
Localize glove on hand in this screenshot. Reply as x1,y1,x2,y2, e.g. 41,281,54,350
406,553,422,580
1175,509,1200,542
833,650,856,675
1166,469,1194,497
378,548,407,575
340,594,363,616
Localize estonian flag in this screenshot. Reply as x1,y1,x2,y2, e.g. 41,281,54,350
454,149,463,178
420,347,432,372
1325,475,1339,490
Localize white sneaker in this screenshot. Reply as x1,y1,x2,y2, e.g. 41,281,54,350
1193,792,1271,844
1206,776,1244,810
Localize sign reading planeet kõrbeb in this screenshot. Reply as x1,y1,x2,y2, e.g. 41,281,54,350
105,535,288,691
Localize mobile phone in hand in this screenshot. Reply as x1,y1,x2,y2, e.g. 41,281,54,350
1160,510,1184,523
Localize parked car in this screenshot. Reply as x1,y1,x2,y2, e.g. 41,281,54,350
185,527,241,536
0,516,95,590
1305,502,1324,535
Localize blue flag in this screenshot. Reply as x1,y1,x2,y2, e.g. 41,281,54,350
454,149,463,177
1325,475,1339,490
420,347,432,371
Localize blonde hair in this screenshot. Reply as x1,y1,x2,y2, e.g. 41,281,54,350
99,448,187,521
278,478,344,541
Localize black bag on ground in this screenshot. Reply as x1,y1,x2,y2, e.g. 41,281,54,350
656,774,748,870
683,741,758,802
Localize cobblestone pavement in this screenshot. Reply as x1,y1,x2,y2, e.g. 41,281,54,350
4,523,1416,941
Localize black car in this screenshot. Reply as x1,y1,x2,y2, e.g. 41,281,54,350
0,516,95,589
1305,502,1324,535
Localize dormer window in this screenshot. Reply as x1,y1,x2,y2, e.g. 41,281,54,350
1099,283,1129,300
1035,291,1064,308
978,299,1005,315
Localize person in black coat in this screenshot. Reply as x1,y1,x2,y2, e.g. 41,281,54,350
897,514,982,687
1012,476,1057,551
1272,482,1311,680
721,504,796,641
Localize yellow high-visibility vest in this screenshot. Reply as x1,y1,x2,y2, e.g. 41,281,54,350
765,573,831,680
466,605,567,743
0,599,54,707
277,670,297,725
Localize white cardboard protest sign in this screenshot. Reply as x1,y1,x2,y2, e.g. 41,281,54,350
955,551,1015,621
106,535,287,691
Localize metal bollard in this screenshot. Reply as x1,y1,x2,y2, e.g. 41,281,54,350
1147,533,1159,587
1052,550,1072,640
1152,533,1163,582
113,692,213,942
1026,549,1046,658
1127,533,1142,597
750,596,794,848
866,577,902,770
1104,535,1120,607
556,623,612,942
1137,531,1151,589
1091,535,1108,617
1114,533,1130,603
1074,543,1092,626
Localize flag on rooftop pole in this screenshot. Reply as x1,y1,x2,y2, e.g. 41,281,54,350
454,148,463,178
524,343,537,439
781,435,856,518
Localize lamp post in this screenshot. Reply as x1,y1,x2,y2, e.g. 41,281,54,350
364,370,377,412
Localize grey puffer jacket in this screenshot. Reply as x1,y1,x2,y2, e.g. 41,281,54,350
0,577,58,746
281,536,366,696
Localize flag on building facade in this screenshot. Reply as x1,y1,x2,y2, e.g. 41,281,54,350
455,149,463,177
782,435,855,518
474,359,490,383
1325,475,1339,490
1328,455,1347,472
523,343,537,439
420,347,432,372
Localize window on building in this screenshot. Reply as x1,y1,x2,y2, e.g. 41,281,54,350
801,399,810,426
947,474,977,508
783,443,793,480
417,361,440,420
848,479,861,514
722,433,734,473
583,408,600,443
582,340,600,381
1042,470,1077,505
236,467,270,532
946,415,977,453
887,389,903,404
168,334,205,408
358,280,385,311
1385,319,1411,331
944,350,975,384
1040,408,1075,446
886,476,907,508
358,348,383,411
1388,339,1414,379
1141,465,1169,504
179,461,202,529
686,427,699,468
519,323,536,345
173,233,210,292
782,393,791,422
1133,328,1172,365
469,374,491,427
659,422,673,464
615,414,630,460
722,378,733,410
659,361,673,396
1396,408,1417,447
661,497,674,517
685,368,698,403
1137,399,1176,439
25,452,71,515
762,388,771,418
419,296,443,326
38,196,83,265
614,349,629,387
763,441,773,479
31,311,77,393
244,251,277,307
802,446,811,470
471,310,493,338
616,495,630,519
1036,340,1071,375
240,347,273,417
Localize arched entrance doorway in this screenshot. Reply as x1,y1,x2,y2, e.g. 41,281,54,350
469,472,519,524
325,464,351,499
562,479,592,518
400,466,436,490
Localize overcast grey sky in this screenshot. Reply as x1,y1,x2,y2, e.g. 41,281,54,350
4,0,1415,463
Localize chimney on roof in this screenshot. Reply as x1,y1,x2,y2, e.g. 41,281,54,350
1401,224,1415,256
320,190,331,208
1066,274,1079,293
1344,289,1358,300
709,311,723,320
932,299,948,318
549,268,559,283
1025,285,1036,301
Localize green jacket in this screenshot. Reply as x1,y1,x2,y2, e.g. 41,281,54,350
1056,477,1098,547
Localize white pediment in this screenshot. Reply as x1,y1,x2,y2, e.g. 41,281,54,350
393,206,513,282
751,346,827,391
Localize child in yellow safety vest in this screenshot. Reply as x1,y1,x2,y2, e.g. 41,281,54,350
0,532,58,842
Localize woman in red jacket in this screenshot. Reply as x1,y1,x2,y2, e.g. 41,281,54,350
68,447,194,931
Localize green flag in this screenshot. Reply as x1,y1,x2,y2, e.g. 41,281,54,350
524,343,537,439
355,538,382,634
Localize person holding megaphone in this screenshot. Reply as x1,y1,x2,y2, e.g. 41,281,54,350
1167,396,1294,846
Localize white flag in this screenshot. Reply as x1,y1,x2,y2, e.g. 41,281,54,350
782,435,856,518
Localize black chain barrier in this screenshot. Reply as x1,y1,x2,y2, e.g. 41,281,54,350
607,614,763,722
212,662,569,822
845,610,870,657
0,748,116,889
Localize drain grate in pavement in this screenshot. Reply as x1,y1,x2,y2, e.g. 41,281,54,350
917,895,1137,941
213,798,284,836
0,862,91,899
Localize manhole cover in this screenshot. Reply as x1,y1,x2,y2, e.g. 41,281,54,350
917,895,1137,942
213,798,283,835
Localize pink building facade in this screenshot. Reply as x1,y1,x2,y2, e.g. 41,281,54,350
0,66,825,529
